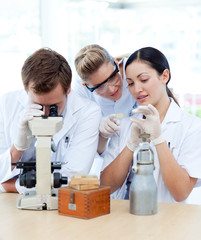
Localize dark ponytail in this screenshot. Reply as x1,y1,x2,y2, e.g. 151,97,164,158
166,86,179,106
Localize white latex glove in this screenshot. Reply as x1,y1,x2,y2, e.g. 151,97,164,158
99,114,120,138
131,104,161,140
14,104,44,151
127,122,141,151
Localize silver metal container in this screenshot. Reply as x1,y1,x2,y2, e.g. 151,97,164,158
129,133,157,215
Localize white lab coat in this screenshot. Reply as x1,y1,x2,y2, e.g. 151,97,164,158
102,99,201,203
72,58,137,118
0,89,101,184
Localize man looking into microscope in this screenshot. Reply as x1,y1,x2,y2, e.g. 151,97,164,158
0,48,101,193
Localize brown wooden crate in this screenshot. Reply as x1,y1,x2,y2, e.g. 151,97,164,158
58,186,110,219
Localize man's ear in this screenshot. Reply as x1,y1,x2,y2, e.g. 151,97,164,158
162,69,169,85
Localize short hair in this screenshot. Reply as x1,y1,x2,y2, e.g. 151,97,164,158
21,48,72,94
74,44,114,81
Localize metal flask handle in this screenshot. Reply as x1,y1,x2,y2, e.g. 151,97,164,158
133,146,155,171
132,133,155,172
149,147,155,170
132,145,141,173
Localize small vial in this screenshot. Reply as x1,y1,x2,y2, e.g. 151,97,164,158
116,113,124,118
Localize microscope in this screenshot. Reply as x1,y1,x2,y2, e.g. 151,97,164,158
13,105,68,210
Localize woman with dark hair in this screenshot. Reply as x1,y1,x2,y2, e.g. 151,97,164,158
100,47,201,203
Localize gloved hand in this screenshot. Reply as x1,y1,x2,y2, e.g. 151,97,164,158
131,104,161,140
14,104,44,151
99,114,120,138
127,122,141,151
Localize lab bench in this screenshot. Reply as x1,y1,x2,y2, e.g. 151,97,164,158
0,193,201,240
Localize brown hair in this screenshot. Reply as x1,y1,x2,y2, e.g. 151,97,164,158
21,48,72,94
74,44,114,81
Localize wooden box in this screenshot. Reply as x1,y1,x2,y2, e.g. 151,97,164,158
58,186,110,219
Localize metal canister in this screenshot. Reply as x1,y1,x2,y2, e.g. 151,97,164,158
129,133,157,215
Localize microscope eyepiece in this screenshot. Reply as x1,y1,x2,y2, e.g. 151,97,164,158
49,104,58,117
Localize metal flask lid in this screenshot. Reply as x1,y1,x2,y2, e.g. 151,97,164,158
133,133,154,173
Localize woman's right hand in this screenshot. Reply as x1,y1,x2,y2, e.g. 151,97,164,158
99,114,120,138
126,122,141,151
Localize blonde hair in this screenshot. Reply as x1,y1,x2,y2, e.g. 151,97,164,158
115,53,130,62
74,44,114,81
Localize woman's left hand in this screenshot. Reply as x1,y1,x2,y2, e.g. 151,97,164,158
131,104,161,140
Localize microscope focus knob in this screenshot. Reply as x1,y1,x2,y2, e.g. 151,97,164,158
53,172,68,188
19,169,36,188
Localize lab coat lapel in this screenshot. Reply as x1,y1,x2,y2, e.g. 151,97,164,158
53,110,75,145
161,98,182,133
53,91,81,145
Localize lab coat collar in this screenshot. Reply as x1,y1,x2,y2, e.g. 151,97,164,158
162,98,182,127
17,90,30,107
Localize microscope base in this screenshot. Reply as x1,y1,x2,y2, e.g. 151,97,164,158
17,190,58,210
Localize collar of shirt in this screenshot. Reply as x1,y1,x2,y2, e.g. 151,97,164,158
161,97,182,129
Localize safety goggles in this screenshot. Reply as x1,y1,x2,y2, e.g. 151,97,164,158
85,61,119,93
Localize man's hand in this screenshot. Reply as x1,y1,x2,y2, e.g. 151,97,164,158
14,104,44,151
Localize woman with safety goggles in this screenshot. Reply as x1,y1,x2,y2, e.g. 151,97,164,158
74,44,137,156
